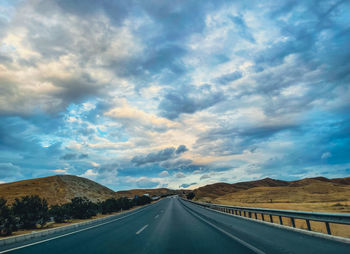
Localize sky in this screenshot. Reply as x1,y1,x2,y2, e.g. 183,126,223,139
0,0,349,190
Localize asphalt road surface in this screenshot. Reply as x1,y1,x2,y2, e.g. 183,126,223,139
1,196,349,254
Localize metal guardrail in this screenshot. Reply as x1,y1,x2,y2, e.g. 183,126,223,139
185,199,350,235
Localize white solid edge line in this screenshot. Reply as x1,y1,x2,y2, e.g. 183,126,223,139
0,202,158,254
193,202,350,244
184,205,266,254
135,224,149,235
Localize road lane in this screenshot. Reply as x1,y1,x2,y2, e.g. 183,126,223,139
1,197,255,254
1,196,349,254
133,196,256,254
181,198,350,254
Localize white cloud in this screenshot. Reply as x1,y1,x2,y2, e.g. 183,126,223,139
51,169,68,174
90,162,100,167
79,169,98,180
321,152,332,159
200,174,210,180
158,170,169,177
175,172,186,178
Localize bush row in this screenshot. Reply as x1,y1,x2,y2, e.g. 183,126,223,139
0,195,152,236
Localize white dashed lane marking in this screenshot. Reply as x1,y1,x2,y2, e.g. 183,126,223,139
136,224,148,235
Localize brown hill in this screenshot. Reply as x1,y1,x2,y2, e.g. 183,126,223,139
0,175,117,205
233,177,289,189
193,177,289,201
193,183,241,201
116,188,189,198
192,176,350,213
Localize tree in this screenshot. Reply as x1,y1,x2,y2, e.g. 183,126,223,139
100,198,121,214
186,192,195,200
68,197,98,219
49,204,71,223
12,195,49,229
118,197,132,210
0,198,17,236
133,195,151,206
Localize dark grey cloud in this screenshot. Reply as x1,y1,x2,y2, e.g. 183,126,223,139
195,123,297,156
229,15,255,43
131,147,175,166
131,145,187,166
79,154,89,159
160,158,192,170
214,71,242,85
49,75,105,106
159,84,224,119
60,153,77,160
175,145,188,154
60,153,89,160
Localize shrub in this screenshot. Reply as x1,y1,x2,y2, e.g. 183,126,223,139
49,204,71,223
68,197,98,219
186,192,195,200
0,198,17,236
118,197,133,210
133,195,151,206
100,198,120,214
12,195,49,229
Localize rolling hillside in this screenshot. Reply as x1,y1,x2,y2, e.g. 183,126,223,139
1,174,350,213
193,177,350,212
116,188,189,198
0,175,117,205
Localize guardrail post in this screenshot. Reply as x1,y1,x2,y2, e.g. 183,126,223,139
279,216,283,225
291,217,295,228
325,222,331,235
186,199,350,236
306,219,311,231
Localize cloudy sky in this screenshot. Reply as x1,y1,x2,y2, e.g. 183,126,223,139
0,0,349,190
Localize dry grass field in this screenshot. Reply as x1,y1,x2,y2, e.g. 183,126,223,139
194,177,350,238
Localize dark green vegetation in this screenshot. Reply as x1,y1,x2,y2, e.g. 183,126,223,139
0,198,17,236
186,192,195,200
0,195,152,236
12,195,50,229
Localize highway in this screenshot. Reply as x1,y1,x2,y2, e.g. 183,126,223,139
0,196,349,254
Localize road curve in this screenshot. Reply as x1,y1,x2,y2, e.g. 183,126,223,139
0,197,349,254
